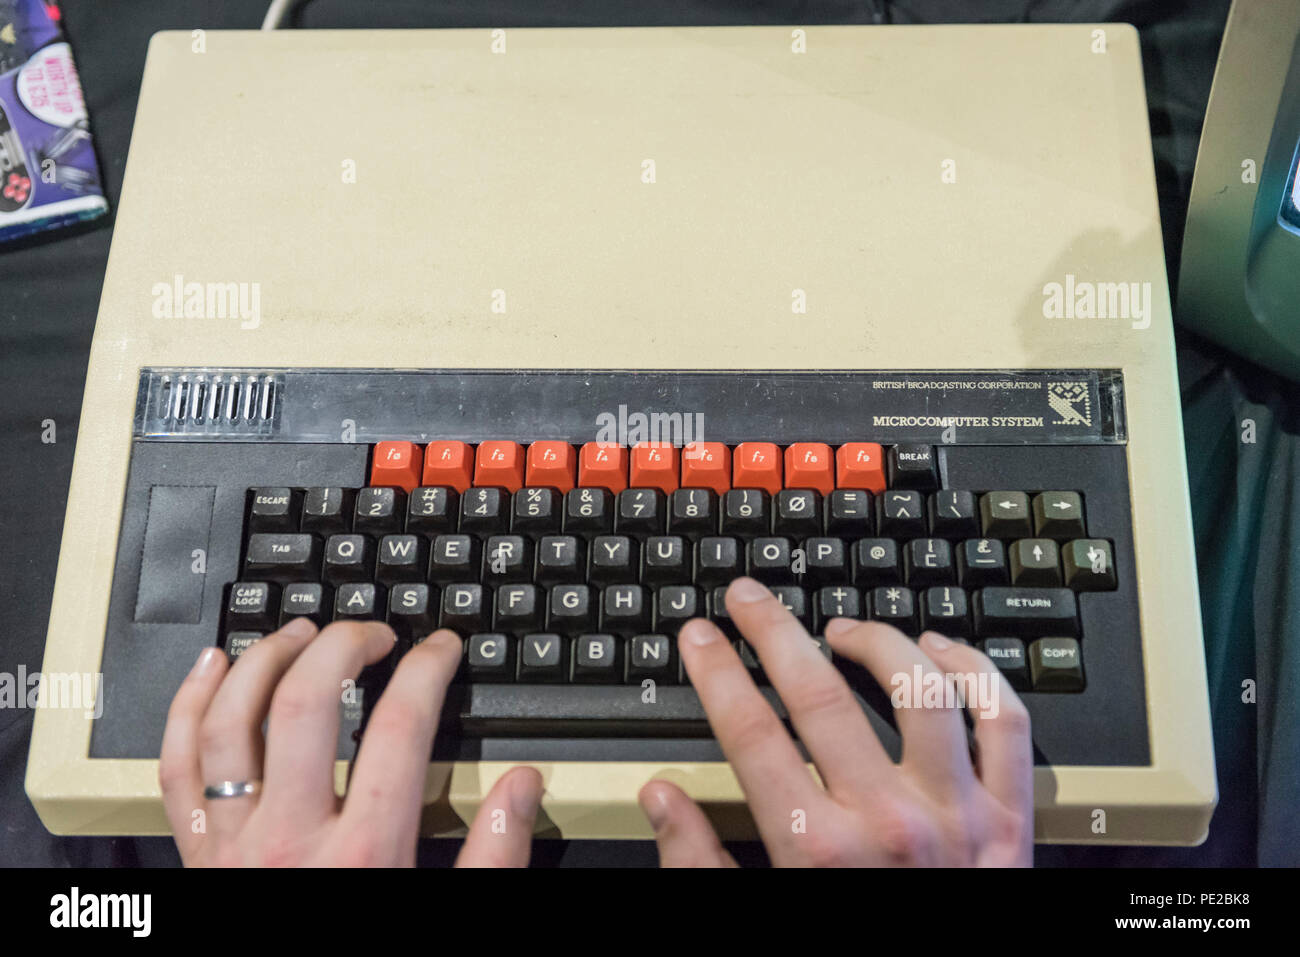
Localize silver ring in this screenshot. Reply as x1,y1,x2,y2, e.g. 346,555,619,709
203,780,263,800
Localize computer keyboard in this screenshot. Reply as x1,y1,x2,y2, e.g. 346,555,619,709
226,440,1114,703
85,367,1147,768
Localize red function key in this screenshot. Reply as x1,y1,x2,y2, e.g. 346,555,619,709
422,440,474,492
681,441,731,494
630,442,680,493
578,442,628,493
371,441,422,492
785,442,835,495
474,440,525,491
836,442,886,493
526,441,576,492
733,442,782,495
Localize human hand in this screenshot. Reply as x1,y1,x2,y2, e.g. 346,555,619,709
638,577,1034,867
160,618,543,867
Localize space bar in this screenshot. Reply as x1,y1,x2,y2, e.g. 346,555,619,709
444,684,789,737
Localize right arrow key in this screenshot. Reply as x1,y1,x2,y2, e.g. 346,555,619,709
1033,491,1086,538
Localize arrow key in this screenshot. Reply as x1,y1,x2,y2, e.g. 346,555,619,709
1009,538,1061,586
1033,491,1085,538
979,491,1031,538
1063,539,1117,590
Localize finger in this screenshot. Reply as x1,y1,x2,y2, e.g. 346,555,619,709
342,630,462,856
160,647,228,861
455,766,545,868
639,780,738,868
678,617,824,853
824,619,975,796
196,617,319,840
261,620,397,825
917,632,1033,819
725,578,892,797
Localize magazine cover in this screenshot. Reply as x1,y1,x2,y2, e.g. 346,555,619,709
0,0,106,242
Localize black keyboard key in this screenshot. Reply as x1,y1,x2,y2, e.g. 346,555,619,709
695,536,743,587
770,585,811,628
536,535,585,586
563,487,614,537
547,584,594,633
774,489,821,537
460,487,509,535
467,632,513,680
615,488,665,538
280,581,329,626
642,536,690,585
920,585,970,636
1028,637,1085,691
904,538,955,586
589,535,637,585
748,537,794,583
889,444,937,490
573,634,620,683
870,585,916,634
376,534,429,585
973,587,1078,637
928,490,979,538
803,537,848,585
249,487,299,532
852,538,901,586
627,634,675,683
1033,492,1086,539
667,488,717,539
301,487,354,536
653,584,701,634
599,584,649,635
981,637,1029,690
321,533,374,585
1062,539,1117,590
227,581,279,631
428,534,482,584
224,631,263,662
406,486,456,535
814,585,863,631
980,492,1032,538
245,533,322,583
441,583,489,634
354,487,404,535
494,584,542,634
707,586,739,638
518,633,565,682
720,489,769,536
483,535,533,584
1009,539,1061,587
335,581,384,621
957,538,1009,587
512,487,562,537
736,641,766,682
825,489,873,536
879,490,926,537
387,583,437,641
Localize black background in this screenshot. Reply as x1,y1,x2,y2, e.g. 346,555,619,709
2,0,1295,868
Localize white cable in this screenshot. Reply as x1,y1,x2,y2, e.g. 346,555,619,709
262,0,302,30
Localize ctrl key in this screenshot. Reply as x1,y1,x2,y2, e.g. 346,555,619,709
1028,637,1085,692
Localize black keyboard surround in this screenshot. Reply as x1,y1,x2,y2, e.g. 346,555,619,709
91,369,1148,769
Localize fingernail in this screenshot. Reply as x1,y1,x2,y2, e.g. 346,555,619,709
510,768,544,817
277,616,317,641
681,619,720,646
365,620,398,646
823,617,857,638
640,785,671,831
727,577,771,603
920,632,952,652
192,647,220,675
